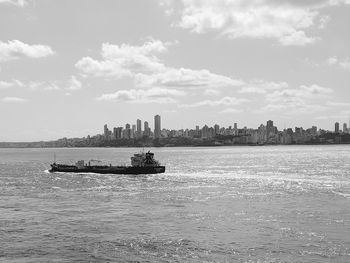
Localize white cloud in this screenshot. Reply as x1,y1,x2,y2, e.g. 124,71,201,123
239,80,288,94
0,0,28,7
1,96,26,102
260,84,333,113
134,68,243,89
326,56,350,70
219,108,243,114
0,79,24,89
76,39,243,90
67,76,82,90
0,80,15,89
204,88,220,96
266,84,332,103
0,77,82,92
180,96,249,108
339,61,350,70
326,101,350,107
261,103,328,113
97,87,186,104
0,40,55,62
76,39,169,78
44,83,60,91
279,31,318,46
327,56,338,65
162,0,350,46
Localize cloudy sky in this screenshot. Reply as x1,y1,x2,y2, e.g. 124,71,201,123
0,0,349,141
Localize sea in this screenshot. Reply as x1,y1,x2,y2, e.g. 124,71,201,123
0,145,349,262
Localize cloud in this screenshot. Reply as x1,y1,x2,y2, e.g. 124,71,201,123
76,39,169,78
339,61,350,70
219,108,243,114
0,77,82,92
239,80,288,94
266,84,332,103
180,96,249,108
0,40,55,62
134,68,243,89
316,109,350,121
97,87,186,104
1,96,26,102
326,56,338,65
66,76,82,90
261,103,328,113
326,101,350,107
260,84,333,113
326,56,350,70
0,0,28,7
0,80,15,89
0,79,24,89
76,39,243,89
204,89,220,96
44,83,60,91
161,0,350,46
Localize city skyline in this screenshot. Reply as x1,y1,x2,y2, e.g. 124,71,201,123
101,114,349,140
1,1,350,141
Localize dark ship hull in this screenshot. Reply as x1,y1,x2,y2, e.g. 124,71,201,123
49,164,165,175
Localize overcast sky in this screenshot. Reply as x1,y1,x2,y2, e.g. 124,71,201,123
0,0,349,141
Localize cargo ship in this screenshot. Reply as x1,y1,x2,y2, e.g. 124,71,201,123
49,151,165,174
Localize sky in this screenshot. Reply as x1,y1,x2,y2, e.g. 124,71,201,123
0,0,349,141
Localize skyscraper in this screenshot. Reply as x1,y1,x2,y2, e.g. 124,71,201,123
234,122,238,135
266,120,275,137
137,119,142,137
335,122,339,133
131,124,136,138
144,121,149,137
343,123,348,133
266,120,273,129
195,125,199,136
214,124,220,135
104,124,108,138
154,115,161,139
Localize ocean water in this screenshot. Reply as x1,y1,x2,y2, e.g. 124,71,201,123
0,145,349,262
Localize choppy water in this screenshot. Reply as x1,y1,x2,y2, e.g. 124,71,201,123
0,146,349,262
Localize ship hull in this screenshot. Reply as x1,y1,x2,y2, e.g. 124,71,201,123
49,165,165,175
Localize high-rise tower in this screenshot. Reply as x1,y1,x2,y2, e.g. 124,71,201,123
154,115,161,139
335,122,340,133
137,119,142,138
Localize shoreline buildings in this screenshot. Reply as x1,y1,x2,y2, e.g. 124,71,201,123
101,115,350,145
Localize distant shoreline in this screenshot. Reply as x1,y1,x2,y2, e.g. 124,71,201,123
0,142,349,149
1,132,349,148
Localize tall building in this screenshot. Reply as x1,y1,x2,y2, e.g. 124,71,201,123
214,124,220,135
335,122,340,133
137,119,142,137
104,124,108,138
144,121,150,137
343,123,348,133
124,123,131,139
131,124,136,139
115,127,123,139
234,123,238,135
113,127,117,140
154,115,161,138
266,120,275,137
266,120,273,129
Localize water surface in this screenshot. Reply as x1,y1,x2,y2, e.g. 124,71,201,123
0,146,349,262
